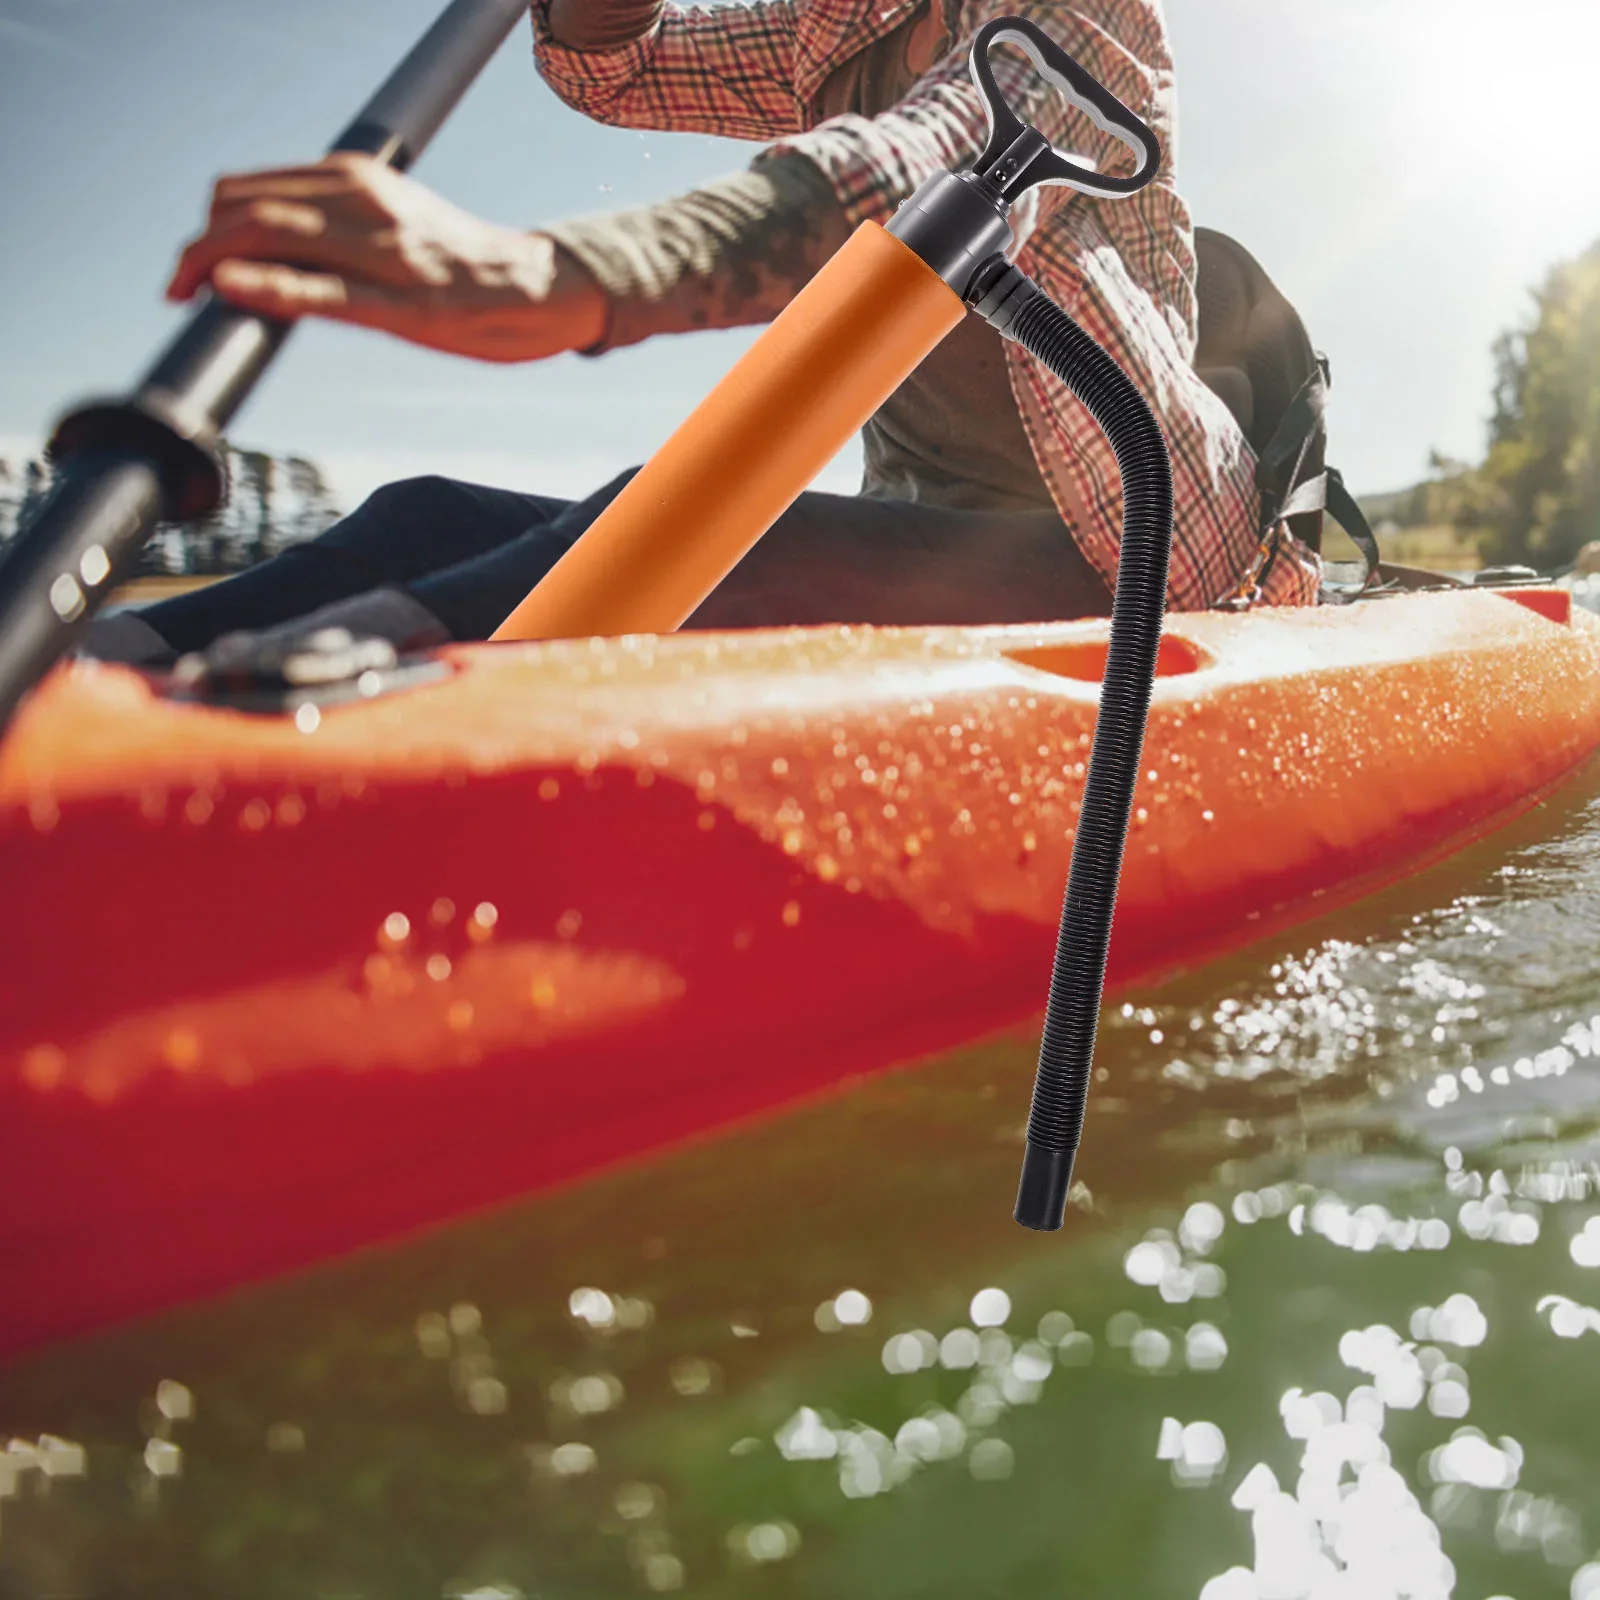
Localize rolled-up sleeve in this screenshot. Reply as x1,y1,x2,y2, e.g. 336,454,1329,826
761,82,986,230
530,0,803,139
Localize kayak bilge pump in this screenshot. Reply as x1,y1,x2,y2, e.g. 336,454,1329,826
0,3,1173,1234
494,18,1175,1231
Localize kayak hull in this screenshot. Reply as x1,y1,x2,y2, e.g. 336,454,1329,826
2,587,1597,1356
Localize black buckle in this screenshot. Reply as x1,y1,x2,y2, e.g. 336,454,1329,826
165,625,450,715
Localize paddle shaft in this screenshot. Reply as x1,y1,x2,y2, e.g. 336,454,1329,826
0,0,529,730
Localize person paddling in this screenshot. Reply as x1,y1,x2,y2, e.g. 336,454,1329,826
86,0,1321,668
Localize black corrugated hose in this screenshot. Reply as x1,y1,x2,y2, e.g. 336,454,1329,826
971,259,1175,1231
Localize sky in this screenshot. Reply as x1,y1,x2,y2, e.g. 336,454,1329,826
2,0,1598,511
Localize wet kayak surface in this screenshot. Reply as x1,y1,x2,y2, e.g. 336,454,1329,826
8,592,1600,1358
4,759,1600,1598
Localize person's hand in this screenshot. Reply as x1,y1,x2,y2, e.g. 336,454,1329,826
166,153,609,363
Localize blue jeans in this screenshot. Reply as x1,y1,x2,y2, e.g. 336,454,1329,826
143,470,1110,652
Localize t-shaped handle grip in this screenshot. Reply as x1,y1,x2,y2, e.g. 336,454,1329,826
969,15,1161,202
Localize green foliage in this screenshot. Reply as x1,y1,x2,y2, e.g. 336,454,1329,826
1358,453,1476,535
1454,240,1600,568
1347,456,1480,572
1356,241,1600,572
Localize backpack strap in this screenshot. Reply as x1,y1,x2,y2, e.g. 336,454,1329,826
1254,356,1381,602
1316,468,1384,601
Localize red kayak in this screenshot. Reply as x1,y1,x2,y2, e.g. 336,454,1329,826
2,586,1597,1357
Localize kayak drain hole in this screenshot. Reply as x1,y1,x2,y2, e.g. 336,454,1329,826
1005,634,1211,683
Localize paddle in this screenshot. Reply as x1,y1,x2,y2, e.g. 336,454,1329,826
0,0,530,729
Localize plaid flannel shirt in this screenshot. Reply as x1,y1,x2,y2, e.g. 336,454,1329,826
530,0,1321,610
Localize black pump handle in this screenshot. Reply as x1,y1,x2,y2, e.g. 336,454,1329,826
969,16,1161,202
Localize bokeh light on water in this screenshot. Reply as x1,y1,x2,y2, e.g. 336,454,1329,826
7,763,1600,1596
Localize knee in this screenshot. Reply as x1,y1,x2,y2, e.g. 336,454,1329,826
548,466,644,539
587,467,643,507
352,474,474,520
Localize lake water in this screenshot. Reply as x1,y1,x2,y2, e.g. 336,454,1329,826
4,738,1600,1599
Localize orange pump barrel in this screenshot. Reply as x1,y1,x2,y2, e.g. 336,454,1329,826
492,223,964,642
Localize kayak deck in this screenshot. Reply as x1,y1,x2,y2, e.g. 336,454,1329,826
1,587,1597,1356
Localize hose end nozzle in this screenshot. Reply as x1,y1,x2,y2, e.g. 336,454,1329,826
1014,1141,1076,1231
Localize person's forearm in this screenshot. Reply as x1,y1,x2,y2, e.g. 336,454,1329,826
545,0,663,52
544,152,851,352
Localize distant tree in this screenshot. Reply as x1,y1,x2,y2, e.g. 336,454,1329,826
1455,240,1600,568
279,455,342,555
18,460,53,533
1416,451,1478,535
0,460,16,547
0,441,343,575
230,448,275,568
